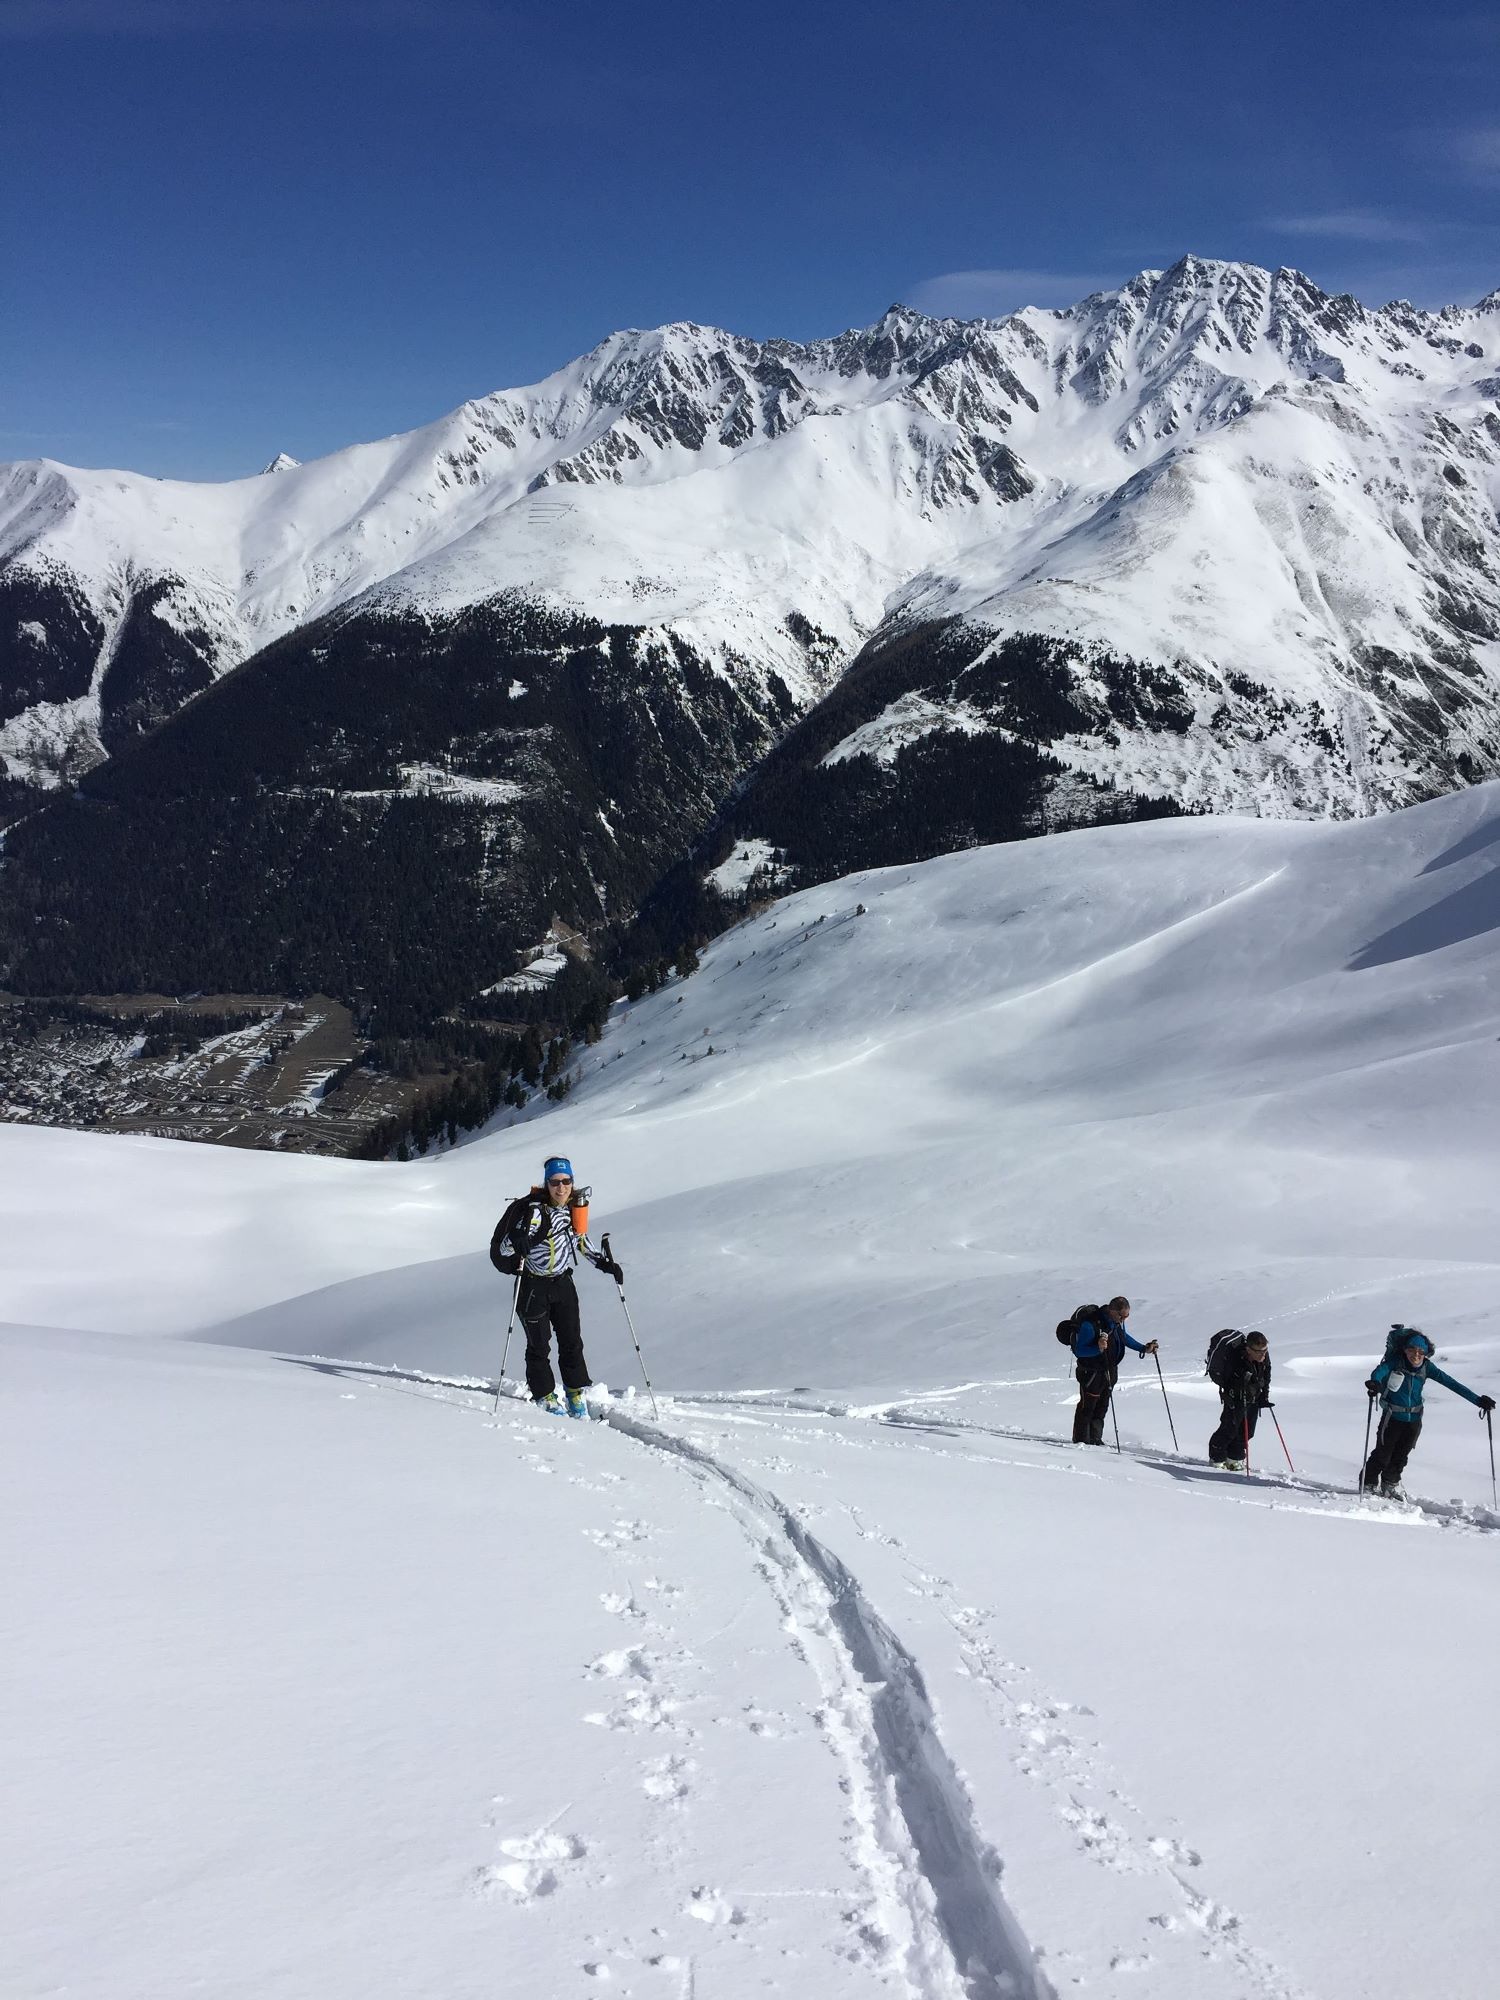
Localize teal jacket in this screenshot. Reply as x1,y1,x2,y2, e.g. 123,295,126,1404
1371,1356,1483,1424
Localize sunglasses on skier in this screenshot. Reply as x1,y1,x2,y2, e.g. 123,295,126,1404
547,1176,573,1189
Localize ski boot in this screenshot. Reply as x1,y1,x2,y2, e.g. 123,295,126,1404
1379,1482,1408,1501
565,1388,590,1421
534,1391,564,1416
1219,1458,1245,1472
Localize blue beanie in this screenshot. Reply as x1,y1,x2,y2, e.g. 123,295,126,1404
543,1156,574,1182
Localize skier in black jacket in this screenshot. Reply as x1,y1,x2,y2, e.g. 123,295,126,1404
1207,1330,1271,1468
489,1155,621,1417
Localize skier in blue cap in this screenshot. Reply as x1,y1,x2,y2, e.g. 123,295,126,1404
489,1157,623,1417
1362,1328,1494,1497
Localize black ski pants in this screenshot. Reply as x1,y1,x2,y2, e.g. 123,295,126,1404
1209,1399,1261,1465
519,1270,592,1400
1073,1360,1116,1445
1363,1411,1421,1491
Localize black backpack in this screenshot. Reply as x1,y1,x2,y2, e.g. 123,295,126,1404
1056,1303,1103,1348
1205,1328,1244,1383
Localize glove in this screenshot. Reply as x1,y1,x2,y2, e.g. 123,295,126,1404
1479,1396,1496,1414
495,1252,521,1277
1141,1339,1159,1355
595,1254,623,1283
1258,1398,1273,1410
1365,1380,1380,1400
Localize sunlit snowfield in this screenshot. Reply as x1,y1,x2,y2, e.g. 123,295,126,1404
5,784,1500,1999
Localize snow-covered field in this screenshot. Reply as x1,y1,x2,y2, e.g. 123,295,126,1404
5,783,1500,1998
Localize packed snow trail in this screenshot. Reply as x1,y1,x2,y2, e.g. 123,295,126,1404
640,1391,1498,1999
666,1386,1500,1536
11,1330,1044,2000
605,1405,1051,2000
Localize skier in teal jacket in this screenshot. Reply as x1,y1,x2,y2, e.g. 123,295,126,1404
1361,1329,1494,1496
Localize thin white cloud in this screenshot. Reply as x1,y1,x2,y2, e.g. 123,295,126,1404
907,268,1115,319
1269,210,1429,243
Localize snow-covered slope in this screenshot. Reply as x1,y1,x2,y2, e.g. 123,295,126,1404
5,787,1500,2000
5,779,1499,1385
5,257,1500,822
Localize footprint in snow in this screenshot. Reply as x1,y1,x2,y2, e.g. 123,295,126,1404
501,1829,588,1863
584,1688,683,1733
1149,1834,1203,1868
685,1887,747,1926
1060,1802,1136,1872
641,1754,693,1801
477,1829,587,1902
600,1591,646,1621
734,1703,790,1739
585,1519,652,1551
586,1646,655,1682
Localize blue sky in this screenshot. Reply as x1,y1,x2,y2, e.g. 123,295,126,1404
3,0,1497,479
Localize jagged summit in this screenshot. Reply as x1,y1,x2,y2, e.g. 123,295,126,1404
2,255,1498,829
260,452,300,475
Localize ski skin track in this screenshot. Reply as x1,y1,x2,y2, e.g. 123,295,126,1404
669,1388,1500,1536
289,1355,1333,1993
283,1355,1499,1533
603,1402,1054,2000
282,1354,1051,1998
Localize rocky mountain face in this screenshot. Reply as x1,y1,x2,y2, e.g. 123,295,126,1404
2,256,1499,1021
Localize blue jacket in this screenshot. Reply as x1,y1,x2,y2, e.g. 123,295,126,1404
1073,1315,1146,1367
1371,1356,1483,1423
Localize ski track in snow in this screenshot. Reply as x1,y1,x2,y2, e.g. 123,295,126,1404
667,1387,1500,1539
653,1399,1319,2000
296,1355,1048,1996
281,1355,1496,1997
603,1402,1051,2000
833,1508,1311,2000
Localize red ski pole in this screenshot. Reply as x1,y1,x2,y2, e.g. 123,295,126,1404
1269,1406,1295,1473
1243,1414,1251,1478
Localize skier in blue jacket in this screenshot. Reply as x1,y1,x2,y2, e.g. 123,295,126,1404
1361,1329,1494,1497
1071,1296,1158,1445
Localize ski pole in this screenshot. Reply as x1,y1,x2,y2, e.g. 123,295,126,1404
1358,1394,1375,1497
1243,1414,1251,1479
1487,1409,1497,1511
1269,1404,1295,1474
602,1233,659,1420
493,1267,522,1414
1109,1381,1121,1455
1152,1350,1179,1452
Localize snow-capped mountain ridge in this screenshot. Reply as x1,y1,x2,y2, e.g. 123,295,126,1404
2,255,1499,833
